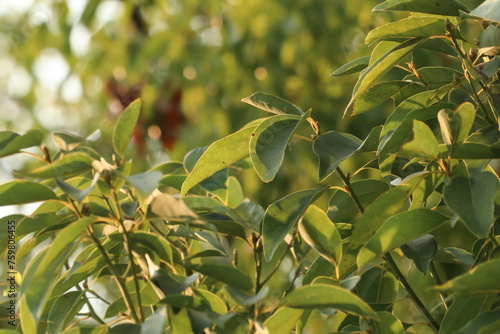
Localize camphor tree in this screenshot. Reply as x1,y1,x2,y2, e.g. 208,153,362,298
1,0,500,333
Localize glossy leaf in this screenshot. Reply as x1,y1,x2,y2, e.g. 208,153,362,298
242,92,303,115
352,81,410,116
443,171,499,237
470,0,500,23
346,37,426,116
181,125,257,196
374,0,469,16
113,98,141,159
298,205,342,270
438,259,500,294
187,264,253,292
0,129,43,158
262,187,328,261
24,217,95,322
263,307,304,334
16,152,94,179
0,181,58,206
401,234,438,274
282,284,379,319
127,171,162,196
47,291,84,334
313,131,362,181
249,114,301,182
366,17,447,44
330,56,370,77
357,209,447,268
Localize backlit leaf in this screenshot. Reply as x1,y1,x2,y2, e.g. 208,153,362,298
374,0,469,16
0,130,43,158
113,98,141,159
242,92,303,115
366,17,447,44
0,181,58,206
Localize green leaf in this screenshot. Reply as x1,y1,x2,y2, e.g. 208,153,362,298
263,307,304,334
127,171,162,197
0,181,58,206
479,25,500,56
374,0,469,16
366,17,447,44
470,0,500,23
456,308,500,334
438,259,500,294
225,286,268,305
302,256,335,285
401,234,438,274
193,289,227,314
328,179,389,223
130,231,172,263
262,187,328,261
443,171,499,237
440,296,495,334
16,152,94,179
47,291,85,334
403,67,462,89
298,205,342,271
0,129,43,158
282,284,379,319
241,92,303,115
24,217,95,322
345,38,426,116
313,131,362,181
55,172,99,202
186,264,253,292
113,98,141,159
330,56,370,77
52,131,87,151
401,120,440,159
249,114,301,182
371,311,405,334
438,103,475,153
181,125,257,196
350,176,424,249
474,57,500,79
451,142,500,159
352,81,410,116
357,209,447,268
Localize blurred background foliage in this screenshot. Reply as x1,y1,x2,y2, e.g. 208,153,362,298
0,0,442,205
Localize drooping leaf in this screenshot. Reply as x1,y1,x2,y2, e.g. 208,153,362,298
365,17,447,44
330,56,370,77
313,131,362,181
241,92,303,115
263,307,304,334
401,234,438,274
374,0,469,16
470,0,500,23
0,129,43,158
249,114,301,182
345,37,426,116
443,171,499,237
186,264,253,292
262,187,328,261
357,209,447,268
298,205,342,270
127,171,163,197
438,259,500,294
181,125,257,196
113,98,141,159
55,172,100,202
0,181,58,206
47,291,85,334
16,152,94,179
282,284,379,319
24,217,95,322
352,81,410,116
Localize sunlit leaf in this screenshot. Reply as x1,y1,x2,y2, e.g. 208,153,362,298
0,130,43,158
330,56,370,77
0,180,58,206
438,259,500,294
263,307,304,334
374,0,469,16
366,17,447,44
282,284,379,319
352,81,410,116
16,152,94,179
113,98,141,159
242,92,303,115
470,0,500,23
401,120,440,159
262,187,328,261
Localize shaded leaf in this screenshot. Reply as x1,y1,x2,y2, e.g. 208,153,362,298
47,291,84,334
353,81,410,116
479,25,500,56
55,172,100,202
440,296,495,334
456,308,500,334
187,264,253,292
371,311,405,334
16,152,94,179
357,209,447,268
113,98,141,159
313,131,362,181
443,171,499,237
401,234,438,274
0,129,43,158
242,92,303,115
225,286,268,305
0,181,58,206
181,125,257,196
52,131,87,151
282,284,379,319
262,187,328,261
130,231,173,263
127,171,162,197
438,259,500,294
